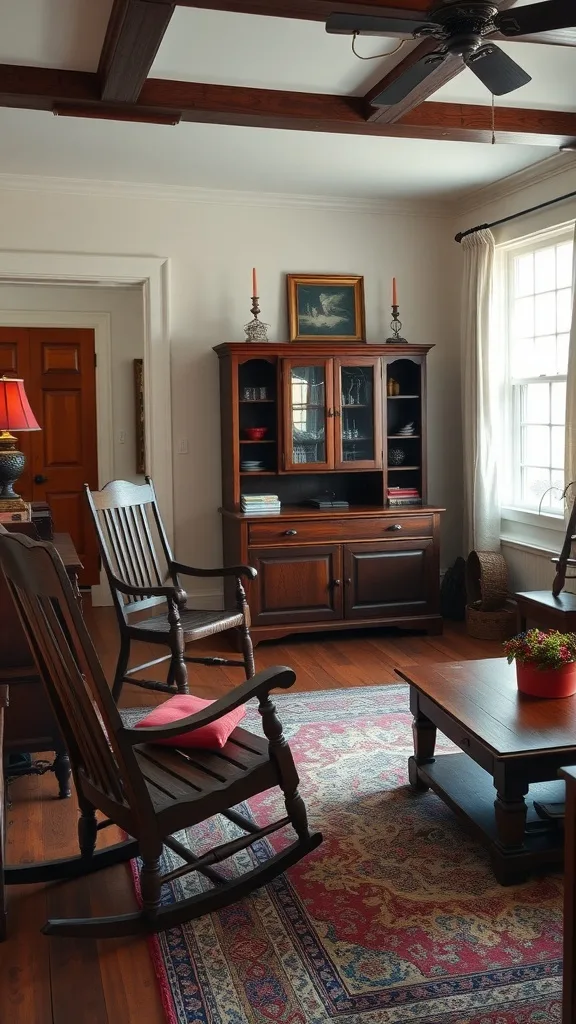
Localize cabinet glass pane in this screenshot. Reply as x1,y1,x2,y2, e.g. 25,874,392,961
290,365,326,463
340,365,375,462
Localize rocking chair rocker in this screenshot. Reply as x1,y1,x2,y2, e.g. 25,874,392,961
85,477,257,702
0,530,321,939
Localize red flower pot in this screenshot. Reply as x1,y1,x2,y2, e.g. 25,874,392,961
516,660,576,698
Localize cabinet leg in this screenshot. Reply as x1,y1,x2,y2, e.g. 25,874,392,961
53,751,72,799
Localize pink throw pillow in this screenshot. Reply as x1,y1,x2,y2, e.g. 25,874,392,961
134,694,245,749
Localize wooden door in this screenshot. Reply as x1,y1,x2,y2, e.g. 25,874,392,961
282,357,335,471
333,356,383,471
248,544,343,625
0,326,99,585
344,539,437,620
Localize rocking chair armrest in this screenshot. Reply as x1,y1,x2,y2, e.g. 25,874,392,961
169,561,257,581
120,664,296,745
110,576,185,602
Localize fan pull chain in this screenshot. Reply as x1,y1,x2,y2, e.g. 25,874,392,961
351,32,405,60
491,94,496,145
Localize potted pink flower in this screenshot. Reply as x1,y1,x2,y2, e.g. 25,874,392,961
503,629,576,697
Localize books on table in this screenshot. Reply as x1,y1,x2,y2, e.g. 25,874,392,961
241,494,281,514
387,486,422,507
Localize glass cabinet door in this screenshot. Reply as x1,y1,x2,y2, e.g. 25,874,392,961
282,359,334,471
334,357,382,470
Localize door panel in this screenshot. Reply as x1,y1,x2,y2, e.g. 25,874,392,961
282,358,334,471
0,326,99,585
334,356,383,470
248,544,342,624
344,539,437,620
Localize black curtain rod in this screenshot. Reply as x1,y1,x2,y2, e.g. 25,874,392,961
454,187,576,244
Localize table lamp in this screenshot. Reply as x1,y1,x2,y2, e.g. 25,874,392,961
0,376,41,509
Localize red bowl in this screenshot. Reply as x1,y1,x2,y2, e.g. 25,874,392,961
244,427,268,440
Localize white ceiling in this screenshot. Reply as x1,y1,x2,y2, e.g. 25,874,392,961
0,1,572,201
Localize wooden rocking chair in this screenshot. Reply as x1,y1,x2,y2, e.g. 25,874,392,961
0,530,321,939
85,478,256,702
553,488,576,596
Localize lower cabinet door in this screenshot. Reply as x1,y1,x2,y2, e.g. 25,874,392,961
248,545,343,625
344,539,437,620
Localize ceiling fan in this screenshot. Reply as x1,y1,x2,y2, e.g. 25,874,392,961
326,0,575,105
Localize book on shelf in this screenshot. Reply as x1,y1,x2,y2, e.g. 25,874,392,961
388,498,422,506
0,502,31,523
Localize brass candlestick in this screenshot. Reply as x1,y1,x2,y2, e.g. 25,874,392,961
244,294,270,342
386,304,408,344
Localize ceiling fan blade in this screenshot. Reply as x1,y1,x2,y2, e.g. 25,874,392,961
495,0,574,38
467,44,532,95
370,51,447,106
326,12,434,38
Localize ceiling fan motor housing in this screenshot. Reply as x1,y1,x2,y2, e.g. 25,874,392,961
423,1,499,56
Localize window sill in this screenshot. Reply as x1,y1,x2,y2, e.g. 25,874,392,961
501,506,564,556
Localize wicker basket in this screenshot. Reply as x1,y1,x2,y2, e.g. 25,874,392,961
465,551,509,611
465,601,518,640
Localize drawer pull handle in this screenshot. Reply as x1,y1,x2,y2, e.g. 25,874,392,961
284,529,298,536
345,577,352,585
387,524,402,531
332,579,341,587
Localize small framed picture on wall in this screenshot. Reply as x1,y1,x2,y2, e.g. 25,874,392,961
287,274,366,343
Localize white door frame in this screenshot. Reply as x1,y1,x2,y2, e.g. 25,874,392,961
0,252,173,599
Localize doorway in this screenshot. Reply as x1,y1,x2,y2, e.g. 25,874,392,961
0,325,99,585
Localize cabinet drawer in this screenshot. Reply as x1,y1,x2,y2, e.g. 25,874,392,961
248,514,434,546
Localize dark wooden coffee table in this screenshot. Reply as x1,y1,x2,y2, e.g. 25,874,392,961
396,658,576,884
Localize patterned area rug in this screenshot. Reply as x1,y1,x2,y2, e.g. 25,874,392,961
127,686,563,1023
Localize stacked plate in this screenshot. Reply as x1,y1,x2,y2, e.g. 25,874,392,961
397,422,415,436
241,460,265,472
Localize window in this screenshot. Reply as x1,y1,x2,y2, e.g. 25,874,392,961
503,228,573,516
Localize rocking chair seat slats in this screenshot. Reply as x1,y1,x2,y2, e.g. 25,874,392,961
129,607,243,640
84,478,256,701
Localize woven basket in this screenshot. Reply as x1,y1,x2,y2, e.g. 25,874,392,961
465,602,518,641
465,550,509,611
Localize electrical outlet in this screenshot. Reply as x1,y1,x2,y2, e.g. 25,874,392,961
178,438,189,455
119,430,126,444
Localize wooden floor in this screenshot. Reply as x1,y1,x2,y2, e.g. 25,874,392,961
1,606,501,1024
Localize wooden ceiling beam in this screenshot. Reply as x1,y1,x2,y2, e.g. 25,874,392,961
0,65,575,147
99,0,176,103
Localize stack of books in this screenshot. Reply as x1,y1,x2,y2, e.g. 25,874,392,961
387,487,421,507
241,493,281,515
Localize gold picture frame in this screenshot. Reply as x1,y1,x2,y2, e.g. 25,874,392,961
134,358,145,475
287,274,366,343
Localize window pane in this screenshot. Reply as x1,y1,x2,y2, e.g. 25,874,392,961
557,334,570,375
533,336,556,376
512,296,534,338
514,253,534,297
557,242,573,289
534,292,556,336
523,467,551,508
535,247,556,293
524,382,549,423
511,338,535,378
523,425,550,466
557,288,572,333
551,381,566,424
552,426,564,468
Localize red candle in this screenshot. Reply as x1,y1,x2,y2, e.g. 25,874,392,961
252,267,258,297
392,277,398,306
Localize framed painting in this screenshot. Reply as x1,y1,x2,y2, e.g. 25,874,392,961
133,358,145,474
287,274,366,343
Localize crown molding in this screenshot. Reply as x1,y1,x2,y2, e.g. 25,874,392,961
456,152,576,217
0,171,452,218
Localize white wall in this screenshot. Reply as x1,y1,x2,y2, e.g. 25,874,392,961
0,283,145,483
454,156,576,590
0,183,462,595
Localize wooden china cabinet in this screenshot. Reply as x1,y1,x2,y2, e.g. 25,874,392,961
215,342,443,644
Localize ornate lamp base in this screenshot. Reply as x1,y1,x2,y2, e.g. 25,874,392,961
0,430,27,506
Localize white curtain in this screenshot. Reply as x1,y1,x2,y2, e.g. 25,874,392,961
565,225,576,498
461,228,500,554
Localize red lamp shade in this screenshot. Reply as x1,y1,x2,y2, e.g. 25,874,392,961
0,377,40,432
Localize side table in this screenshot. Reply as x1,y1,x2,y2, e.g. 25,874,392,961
1,530,83,799
516,591,576,632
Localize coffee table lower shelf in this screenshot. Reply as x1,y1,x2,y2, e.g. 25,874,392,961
412,752,565,884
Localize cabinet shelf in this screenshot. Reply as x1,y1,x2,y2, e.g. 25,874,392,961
387,395,419,400
239,399,275,404
342,404,368,409
388,465,421,471
387,434,420,439
240,471,276,476
240,439,276,444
